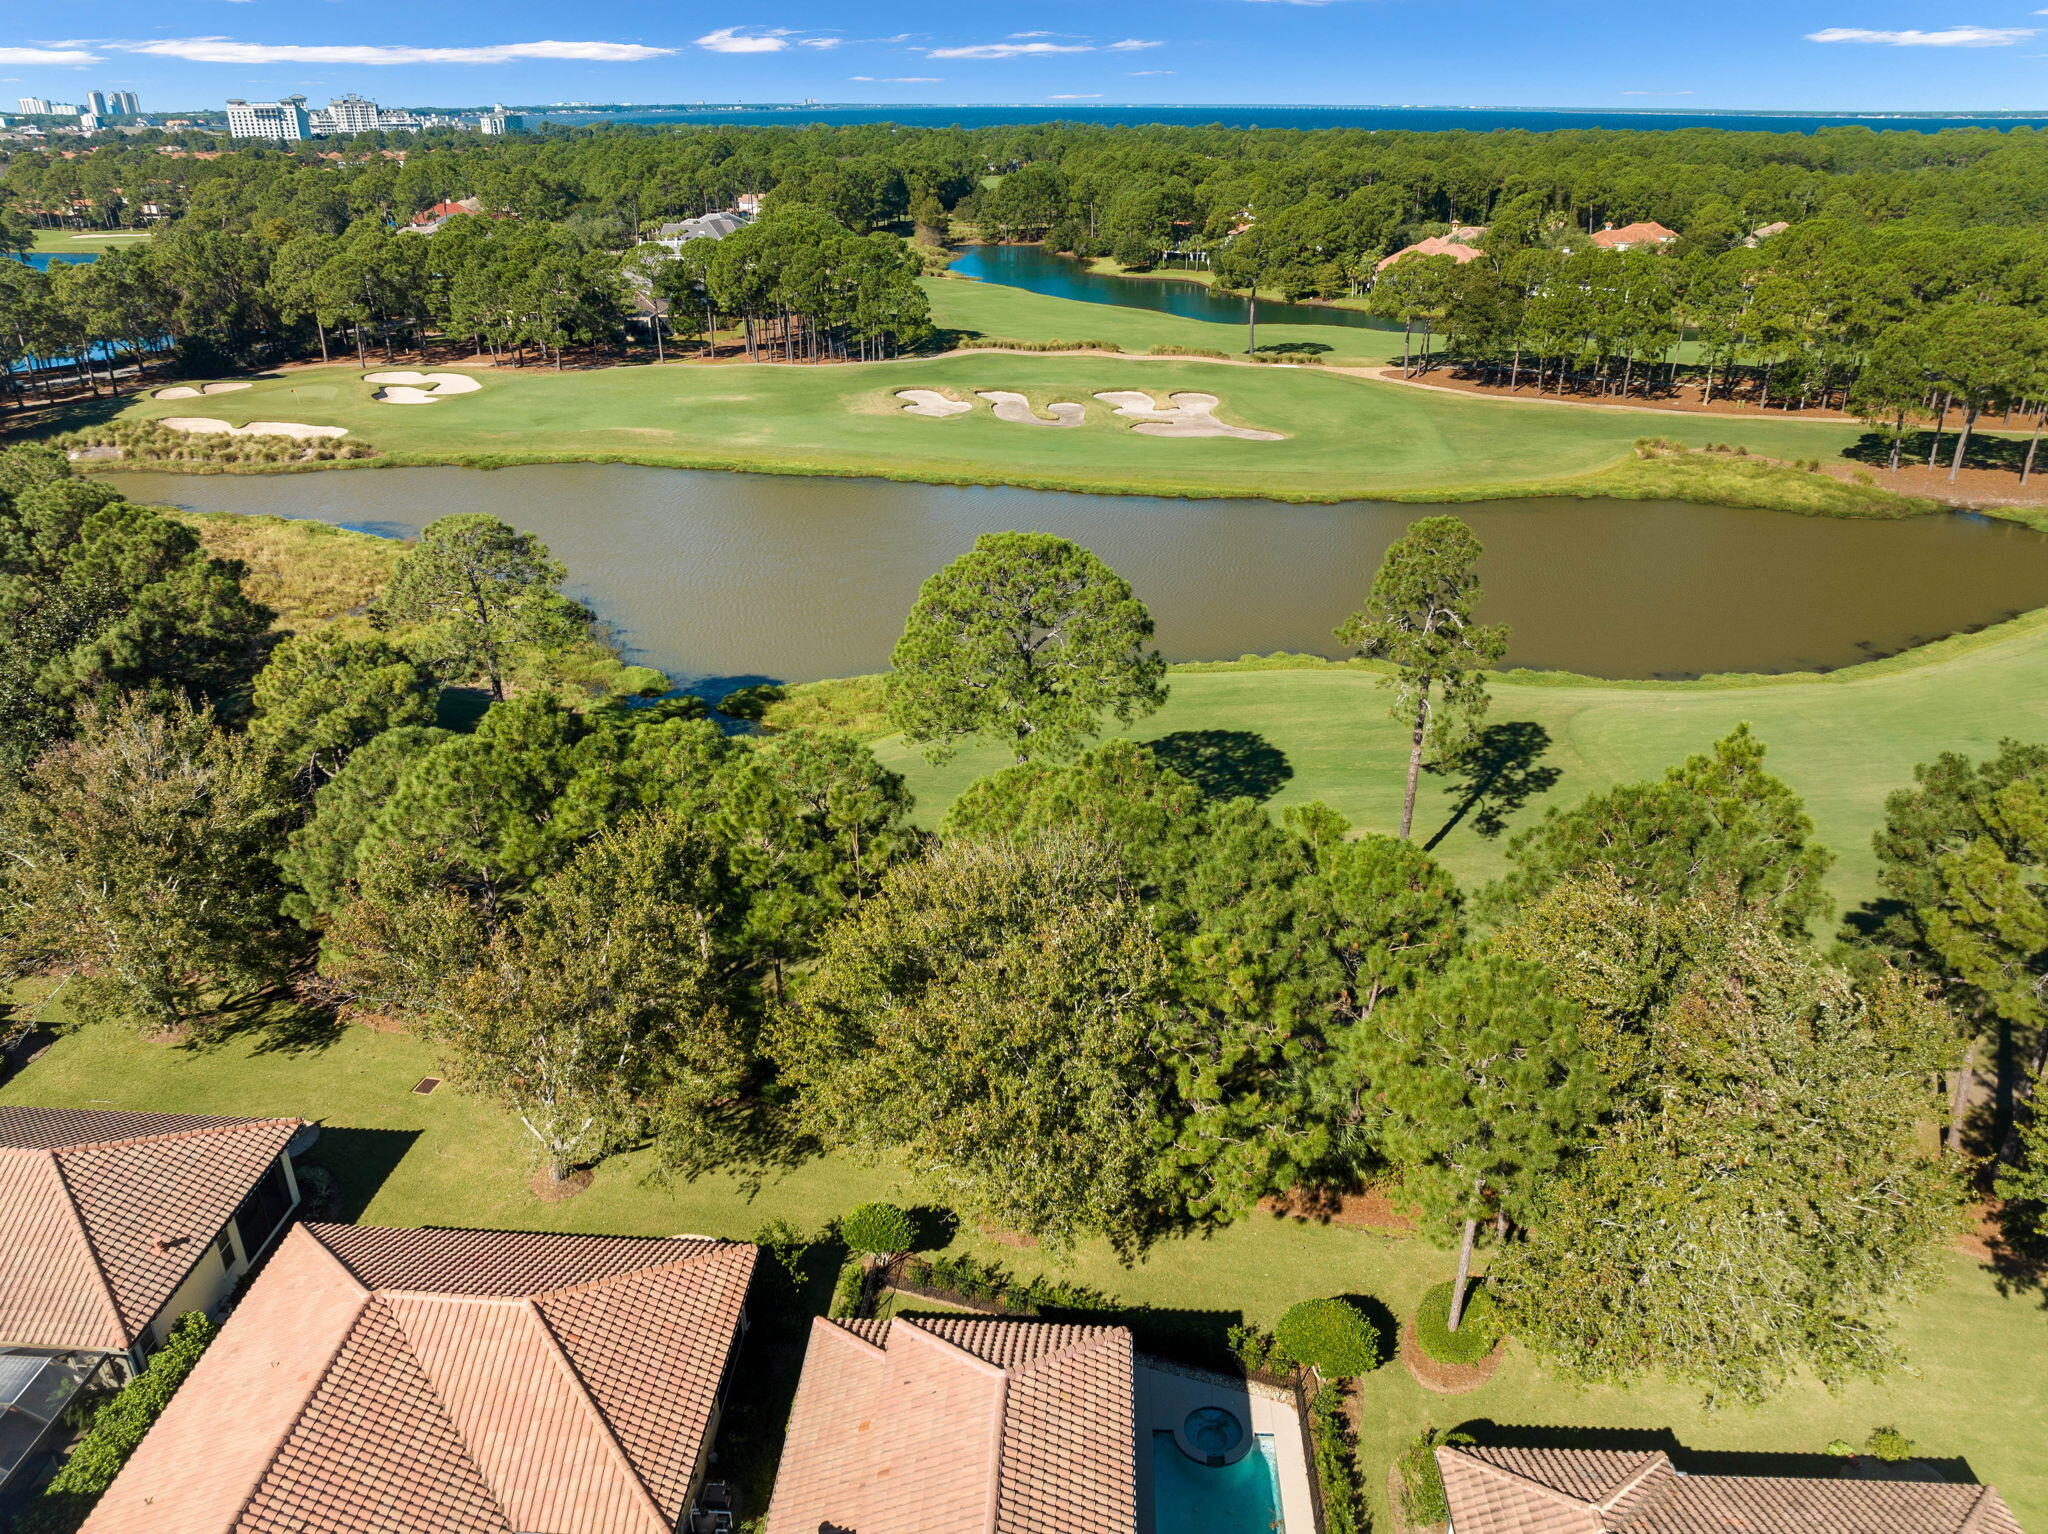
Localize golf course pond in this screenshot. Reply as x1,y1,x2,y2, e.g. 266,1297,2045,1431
101,464,2048,689
950,243,1399,334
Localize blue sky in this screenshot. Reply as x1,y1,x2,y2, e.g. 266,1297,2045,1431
7,2,2048,113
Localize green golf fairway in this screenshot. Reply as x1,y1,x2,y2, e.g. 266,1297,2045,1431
115,349,1870,502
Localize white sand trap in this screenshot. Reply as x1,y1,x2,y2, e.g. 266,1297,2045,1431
896,389,973,418
977,390,1084,427
1093,389,1284,441
363,370,482,405
153,381,252,401
161,417,349,440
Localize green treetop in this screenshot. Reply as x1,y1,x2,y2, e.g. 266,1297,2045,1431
886,532,1166,766
1335,516,1508,840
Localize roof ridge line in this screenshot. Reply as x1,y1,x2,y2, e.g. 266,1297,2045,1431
1954,1482,2000,1534
1592,1453,1673,1512
43,1116,301,1157
527,1241,735,1303
220,1274,377,1534
1452,1449,1606,1514
1006,1325,1126,1379
43,1149,134,1348
523,1296,673,1532
980,1361,1010,1534
894,1318,1011,1379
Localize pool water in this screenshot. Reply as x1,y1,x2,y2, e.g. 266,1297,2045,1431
1151,1429,1286,1534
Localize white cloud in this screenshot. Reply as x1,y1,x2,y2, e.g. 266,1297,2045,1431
0,46,103,65
925,35,1159,59
797,36,843,48
1126,69,1174,75
694,27,798,53
113,37,671,64
1805,25,2033,46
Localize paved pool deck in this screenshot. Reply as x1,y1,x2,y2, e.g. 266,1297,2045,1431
1136,1357,1317,1534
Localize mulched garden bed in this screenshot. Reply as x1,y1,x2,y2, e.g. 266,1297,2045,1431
1399,1315,1503,1394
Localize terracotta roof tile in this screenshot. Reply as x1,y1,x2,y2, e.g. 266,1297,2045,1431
80,1224,756,1534
1438,1447,2026,1534
763,1316,1135,1534
0,1106,300,1351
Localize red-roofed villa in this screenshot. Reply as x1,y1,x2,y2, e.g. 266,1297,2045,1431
80,1222,758,1534
1437,1444,2024,1534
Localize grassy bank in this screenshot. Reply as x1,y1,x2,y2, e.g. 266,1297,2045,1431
172,511,397,631
60,347,1890,506
761,598,2048,909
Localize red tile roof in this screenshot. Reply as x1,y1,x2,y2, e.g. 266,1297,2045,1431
764,1315,1135,1534
81,1223,756,1534
1590,221,1679,248
0,1107,301,1352
1438,1446,2025,1534
1376,235,1487,273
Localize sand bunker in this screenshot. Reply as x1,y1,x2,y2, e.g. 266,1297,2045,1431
895,389,973,418
1093,390,1284,440
154,381,252,401
977,390,1084,427
364,371,485,405
161,417,350,441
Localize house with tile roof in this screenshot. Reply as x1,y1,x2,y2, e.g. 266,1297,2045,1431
0,1107,304,1502
1376,232,1489,276
1589,221,1680,250
0,1107,304,1369
1437,1444,2025,1534
764,1315,1138,1534
80,1222,758,1534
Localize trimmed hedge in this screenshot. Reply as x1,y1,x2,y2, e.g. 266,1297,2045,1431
1274,1297,1386,1379
1309,1388,1367,1534
1414,1279,1502,1366
16,1312,217,1534
839,1202,915,1257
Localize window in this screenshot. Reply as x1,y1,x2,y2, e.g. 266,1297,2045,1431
228,1159,296,1262
215,1226,236,1269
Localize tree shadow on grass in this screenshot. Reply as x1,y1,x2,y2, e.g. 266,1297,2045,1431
1449,1419,1978,1486
198,983,346,1056
1254,340,1334,356
1425,721,1560,851
1148,729,1294,803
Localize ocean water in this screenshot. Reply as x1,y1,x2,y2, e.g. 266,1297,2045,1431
565,104,2048,135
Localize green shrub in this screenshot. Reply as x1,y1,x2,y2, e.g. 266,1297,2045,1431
829,1259,867,1319
1396,1427,1472,1527
1309,1388,1366,1534
1147,343,1231,360
16,1312,217,1534
1865,1426,1917,1462
839,1202,915,1257
1273,1297,1385,1378
1414,1280,1501,1366
751,1217,816,1281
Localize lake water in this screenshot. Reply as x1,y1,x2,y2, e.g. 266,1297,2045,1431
950,244,1395,333
99,465,2048,687
578,104,2048,135
10,252,97,271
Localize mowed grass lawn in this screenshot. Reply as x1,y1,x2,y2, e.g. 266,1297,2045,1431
26,227,152,254
109,351,1866,501
873,608,2048,909
4,1019,2042,1531
923,270,1403,366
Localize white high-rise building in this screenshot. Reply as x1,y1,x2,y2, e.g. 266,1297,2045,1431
478,104,524,135
225,96,311,141
113,91,140,115
16,97,48,115
45,103,81,117
85,91,109,116
325,93,382,133
77,113,100,132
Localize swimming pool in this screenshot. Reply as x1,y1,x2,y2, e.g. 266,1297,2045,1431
1151,1428,1286,1534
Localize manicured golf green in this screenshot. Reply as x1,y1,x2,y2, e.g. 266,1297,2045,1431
110,347,1870,502
864,605,2048,910
26,227,151,254
3,1017,2040,1533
